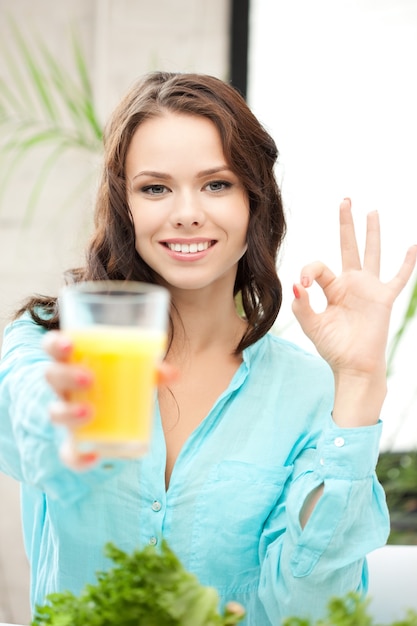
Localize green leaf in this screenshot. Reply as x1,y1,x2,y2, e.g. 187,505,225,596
36,38,102,146
8,18,59,123
31,541,245,626
0,19,103,223
387,277,417,374
0,23,36,114
22,142,71,227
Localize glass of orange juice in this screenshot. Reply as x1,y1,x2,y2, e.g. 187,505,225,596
59,281,170,458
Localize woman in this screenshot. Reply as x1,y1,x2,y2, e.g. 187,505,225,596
0,72,415,625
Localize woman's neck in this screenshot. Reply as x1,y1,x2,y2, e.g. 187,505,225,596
166,290,247,361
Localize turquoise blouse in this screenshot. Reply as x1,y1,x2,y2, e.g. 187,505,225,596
0,314,389,625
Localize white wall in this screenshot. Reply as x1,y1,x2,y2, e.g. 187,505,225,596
248,0,417,450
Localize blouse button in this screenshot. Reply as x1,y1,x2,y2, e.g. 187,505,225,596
151,500,162,512
149,536,158,546
334,436,345,447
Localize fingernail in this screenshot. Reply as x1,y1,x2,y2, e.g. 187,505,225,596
301,276,309,288
81,452,98,464
76,372,92,387
59,339,72,354
293,284,300,299
74,405,90,419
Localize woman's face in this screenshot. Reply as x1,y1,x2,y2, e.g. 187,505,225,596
125,111,249,295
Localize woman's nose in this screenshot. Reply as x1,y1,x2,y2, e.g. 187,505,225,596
169,191,205,228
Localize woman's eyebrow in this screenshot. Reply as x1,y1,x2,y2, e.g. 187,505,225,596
131,170,171,182
196,165,231,177
131,165,232,182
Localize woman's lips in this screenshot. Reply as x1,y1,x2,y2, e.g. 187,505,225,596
161,239,216,259
165,240,213,254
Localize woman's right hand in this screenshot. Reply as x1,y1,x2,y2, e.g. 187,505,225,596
42,330,177,470
43,330,97,470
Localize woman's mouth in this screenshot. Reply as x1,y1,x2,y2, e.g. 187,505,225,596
163,240,215,254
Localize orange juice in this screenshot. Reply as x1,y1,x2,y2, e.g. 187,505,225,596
68,326,166,456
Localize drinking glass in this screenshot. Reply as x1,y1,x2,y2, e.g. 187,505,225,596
59,280,170,457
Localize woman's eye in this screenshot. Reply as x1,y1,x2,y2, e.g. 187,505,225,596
141,184,168,195
206,180,232,192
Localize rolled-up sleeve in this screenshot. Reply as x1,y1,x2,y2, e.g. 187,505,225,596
259,417,390,622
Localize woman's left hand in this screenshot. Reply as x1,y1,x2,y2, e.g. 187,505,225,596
292,197,417,427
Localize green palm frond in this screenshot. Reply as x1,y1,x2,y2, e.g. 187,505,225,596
0,19,103,223
388,277,417,374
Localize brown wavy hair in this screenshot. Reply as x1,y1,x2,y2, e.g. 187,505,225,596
17,71,286,354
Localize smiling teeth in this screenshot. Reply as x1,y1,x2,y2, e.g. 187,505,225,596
167,241,211,253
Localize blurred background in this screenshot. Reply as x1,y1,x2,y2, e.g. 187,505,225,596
0,0,416,623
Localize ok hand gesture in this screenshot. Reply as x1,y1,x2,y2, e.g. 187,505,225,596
292,198,417,428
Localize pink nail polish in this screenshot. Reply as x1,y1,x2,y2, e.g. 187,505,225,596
75,405,89,419
76,372,92,387
59,339,72,354
293,284,300,299
81,452,98,464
